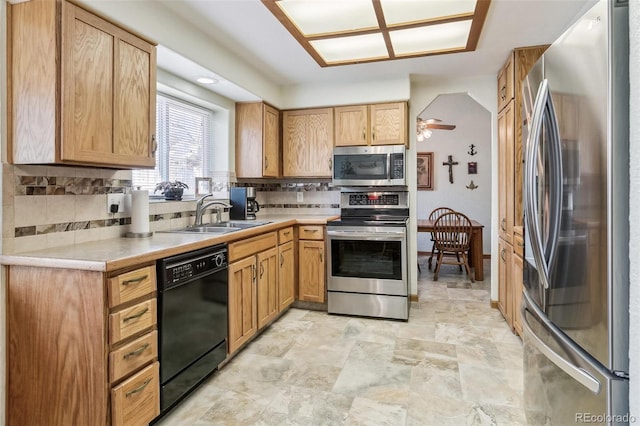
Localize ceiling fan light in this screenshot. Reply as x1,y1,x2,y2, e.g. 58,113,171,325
422,128,433,139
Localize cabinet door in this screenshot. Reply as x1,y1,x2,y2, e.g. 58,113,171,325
497,238,513,328
228,257,257,354
370,102,407,146
334,105,368,146
61,2,155,168
236,102,264,178
497,52,514,112
263,104,281,177
298,240,325,303
283,108,334,177
512,252,524,336
257,247,279,329
278,241,295,311
498,101,514,245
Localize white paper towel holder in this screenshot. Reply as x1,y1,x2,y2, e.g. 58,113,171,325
125,186,154,238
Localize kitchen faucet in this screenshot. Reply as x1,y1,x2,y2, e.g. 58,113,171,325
194,194,232,226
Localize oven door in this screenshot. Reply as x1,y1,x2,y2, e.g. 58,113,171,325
327,225,407,296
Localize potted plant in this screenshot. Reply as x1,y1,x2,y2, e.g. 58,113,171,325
155,180,189,200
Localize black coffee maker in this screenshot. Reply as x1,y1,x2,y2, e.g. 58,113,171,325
230,187,260,220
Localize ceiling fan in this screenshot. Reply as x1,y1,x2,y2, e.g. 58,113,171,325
416,118,456,141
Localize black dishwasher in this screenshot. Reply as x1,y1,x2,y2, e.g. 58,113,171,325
156,243,228,417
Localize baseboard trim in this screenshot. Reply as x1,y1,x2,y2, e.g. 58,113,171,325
490,300,499,309
409,294,419,302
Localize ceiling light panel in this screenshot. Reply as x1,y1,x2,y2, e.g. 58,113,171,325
277,0,378,36
380,0,477,26
390,20,472,56
310,33,389,64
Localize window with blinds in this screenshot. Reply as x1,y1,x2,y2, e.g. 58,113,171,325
132,94,214,196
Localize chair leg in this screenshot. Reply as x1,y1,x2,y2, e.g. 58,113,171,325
462,253,474,283
433,252,444,281
428,241,436,270
456,252,462,271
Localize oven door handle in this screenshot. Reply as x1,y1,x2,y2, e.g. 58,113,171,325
326,230,405,241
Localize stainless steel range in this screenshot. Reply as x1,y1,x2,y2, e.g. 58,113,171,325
327,189,409,320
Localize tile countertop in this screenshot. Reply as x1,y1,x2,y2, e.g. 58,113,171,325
0,214,338,273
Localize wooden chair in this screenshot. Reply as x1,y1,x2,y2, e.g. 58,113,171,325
432,212,474,282
427,207,455,270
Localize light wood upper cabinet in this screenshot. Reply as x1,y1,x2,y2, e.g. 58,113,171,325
498,101,515,245
334,102,407,147
282,108,334,177
9,0,156,169
497,52,514,113
236,102,281,178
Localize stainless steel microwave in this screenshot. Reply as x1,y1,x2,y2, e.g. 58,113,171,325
332,145,406,186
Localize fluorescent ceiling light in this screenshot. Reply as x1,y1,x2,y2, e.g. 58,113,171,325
390,21,472,56
261,0,491,67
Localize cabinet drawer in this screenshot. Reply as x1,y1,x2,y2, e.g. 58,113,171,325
111,362,160,426
108,266,156,308
110,331,158,383
298,225,324,240
110,299,157,344
229,231,277,262
278,227,294,244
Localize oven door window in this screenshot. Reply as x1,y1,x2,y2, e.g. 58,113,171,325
330,239,402,280
333,153,388,181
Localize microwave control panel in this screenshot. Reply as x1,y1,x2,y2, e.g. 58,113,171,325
390,153,404,179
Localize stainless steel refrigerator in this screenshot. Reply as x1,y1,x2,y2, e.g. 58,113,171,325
521,0,629,424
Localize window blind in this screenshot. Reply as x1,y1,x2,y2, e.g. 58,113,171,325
133,94,214,196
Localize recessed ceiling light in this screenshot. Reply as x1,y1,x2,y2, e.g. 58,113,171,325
197,77,218,84
261,0,491,67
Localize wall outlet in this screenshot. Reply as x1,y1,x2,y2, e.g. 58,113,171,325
107,194,126,214
297,192,304,203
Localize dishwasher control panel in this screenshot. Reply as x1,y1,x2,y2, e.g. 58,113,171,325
159,244,228,288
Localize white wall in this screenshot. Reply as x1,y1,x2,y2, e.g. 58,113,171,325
414,93,492,255
628,0,639,418
408,75,498,299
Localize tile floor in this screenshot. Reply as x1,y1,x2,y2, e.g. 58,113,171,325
156,258,527,425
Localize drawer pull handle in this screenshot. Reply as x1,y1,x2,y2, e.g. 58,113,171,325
123,307,149,323
125,378,152,398
304,229,318,233
517,241,525,247
283,231,290,236
260,263,264,279
123,343,150,360
501,218,506,231
500,248,506,261
320,248,323,263
123,275,148,286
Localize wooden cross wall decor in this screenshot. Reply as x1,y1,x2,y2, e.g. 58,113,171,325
442,155,459,183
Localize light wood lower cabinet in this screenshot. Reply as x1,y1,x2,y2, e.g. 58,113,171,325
278,240,295,310
257,247,279,329
512,251,524,336
298,239,326,303
6,263,159,426
228,255,258,355
497,238,513,327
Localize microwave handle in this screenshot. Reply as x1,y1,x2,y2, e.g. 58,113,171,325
387,153,391,182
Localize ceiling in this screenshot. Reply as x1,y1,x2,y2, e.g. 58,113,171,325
155,0,594,102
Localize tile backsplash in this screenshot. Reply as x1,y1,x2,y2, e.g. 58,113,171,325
2,166,340,254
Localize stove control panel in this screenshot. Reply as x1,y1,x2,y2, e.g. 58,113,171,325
348,193,399,206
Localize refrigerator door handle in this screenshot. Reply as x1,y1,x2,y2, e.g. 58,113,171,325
524,81,551,290
521,303,601,394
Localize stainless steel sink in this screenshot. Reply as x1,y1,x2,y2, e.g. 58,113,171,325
162,221,271,234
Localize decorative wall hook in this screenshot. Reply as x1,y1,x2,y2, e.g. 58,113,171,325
468,144,477,156
466,180,478,190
